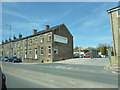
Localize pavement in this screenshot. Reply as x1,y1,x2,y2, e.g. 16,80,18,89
104,63,120,74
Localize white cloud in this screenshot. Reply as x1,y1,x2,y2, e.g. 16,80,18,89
3,9,31,21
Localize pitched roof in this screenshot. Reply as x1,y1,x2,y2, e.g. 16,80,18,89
4,24,65,43
107,6,120,13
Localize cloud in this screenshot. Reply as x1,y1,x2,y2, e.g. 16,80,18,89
3,9,31,21
60,9,73,19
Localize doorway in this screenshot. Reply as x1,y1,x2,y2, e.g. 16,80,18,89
35,48,37,59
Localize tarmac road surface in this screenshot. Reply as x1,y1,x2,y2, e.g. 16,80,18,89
1,58,118,88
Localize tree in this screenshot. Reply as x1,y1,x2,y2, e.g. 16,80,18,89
73,46,79,52
80,49,89,53
97,44,111,55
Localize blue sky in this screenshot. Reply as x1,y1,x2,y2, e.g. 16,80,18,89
2,2,118,48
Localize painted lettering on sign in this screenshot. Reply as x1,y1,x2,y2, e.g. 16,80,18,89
54,34,68,44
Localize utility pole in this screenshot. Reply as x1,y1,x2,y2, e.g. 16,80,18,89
5,24,12,57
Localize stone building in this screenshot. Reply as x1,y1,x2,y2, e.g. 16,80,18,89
107,6,120,68
0,24,73,62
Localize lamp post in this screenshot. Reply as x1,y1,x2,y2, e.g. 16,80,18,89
5,24,12,57
6,24,11,39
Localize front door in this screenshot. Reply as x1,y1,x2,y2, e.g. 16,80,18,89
35,48,37,59
25,49,27,58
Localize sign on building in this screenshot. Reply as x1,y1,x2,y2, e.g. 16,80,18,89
54,34,68,44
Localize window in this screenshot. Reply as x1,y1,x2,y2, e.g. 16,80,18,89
29,39,32,45
118,10,120,16
117,10,120,17
40,47,44,55
48,34,51,41
54,49,58,54
48,46,51,54
40,36,44,43
29,49,32,56
35,38,37,44
18,42,20,47
20,50,22,57
14,53,16,56
24,40,27,46
14,43,16,47
21,41,23,47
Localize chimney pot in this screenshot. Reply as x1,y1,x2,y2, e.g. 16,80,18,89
2,40,4,44
45,25,50,30
5,39,8,43
9,38,11,41
19,33,22,39
33,29,37,35
13,35,16,40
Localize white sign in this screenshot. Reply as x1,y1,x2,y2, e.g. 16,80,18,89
54,34,68,44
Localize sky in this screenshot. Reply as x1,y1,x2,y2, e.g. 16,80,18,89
2,2,118,48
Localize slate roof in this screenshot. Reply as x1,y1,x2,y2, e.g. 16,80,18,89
107,6,120,13
3,24,64,44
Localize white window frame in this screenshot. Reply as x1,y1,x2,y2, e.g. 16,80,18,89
29,39,32,45
14,43,16,47
29,49,32,56
54,49,58,54
40,36,44,43
48,34,51,42
21,41,23,47
48,46,51,55
35,38,37,44
18,42,20,47
40,47,44,55
25,49,27,58
116,10,120,17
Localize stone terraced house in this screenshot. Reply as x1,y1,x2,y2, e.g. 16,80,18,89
0,24,73,63
107,5,120,67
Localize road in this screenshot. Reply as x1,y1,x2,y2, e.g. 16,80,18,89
1,58,118,88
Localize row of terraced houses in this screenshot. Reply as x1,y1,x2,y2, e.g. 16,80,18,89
0,24,73,62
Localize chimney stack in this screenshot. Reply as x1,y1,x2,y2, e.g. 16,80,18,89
33,29,37,35
5,39,8,43
13,35,16,40
19,33,22,39
9,38,11,41
45,25,50,30
2,40,4,44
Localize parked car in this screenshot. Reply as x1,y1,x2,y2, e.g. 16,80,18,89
2,57,9,62
73,53,79,58
79,54,84,58
97,55,102,58
84,55,90,58
8,57,22,62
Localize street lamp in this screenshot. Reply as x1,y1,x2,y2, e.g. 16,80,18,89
5,24,12,57
5,24,11,39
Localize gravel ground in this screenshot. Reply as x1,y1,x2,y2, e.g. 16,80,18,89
54,58,110,66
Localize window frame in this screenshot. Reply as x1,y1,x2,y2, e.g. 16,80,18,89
54,49,58,54
29,49,32,56
18,42,20,47
40,47,44,55
47,34,51,42
35,37,38,44
40,36,44,43
116,10,120,17
29,39,32,45
48,46,52,55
